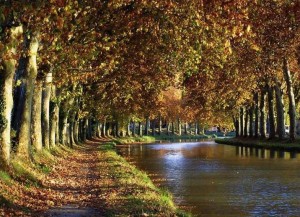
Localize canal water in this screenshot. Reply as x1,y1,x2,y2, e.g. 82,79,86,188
118,141,300,217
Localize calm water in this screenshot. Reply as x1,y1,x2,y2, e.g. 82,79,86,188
118,141,300,217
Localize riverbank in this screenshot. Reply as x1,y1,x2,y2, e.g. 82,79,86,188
113,134,216,145
215,137,300,151
0,139,190,216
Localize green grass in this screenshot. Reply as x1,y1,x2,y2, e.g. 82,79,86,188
113,136,156,144
215,137,300,151
99,143,192,216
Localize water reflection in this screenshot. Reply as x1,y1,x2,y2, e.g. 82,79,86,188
118,142,300,216
235,146,298,160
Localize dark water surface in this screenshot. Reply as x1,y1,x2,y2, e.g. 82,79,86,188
118,141,300,217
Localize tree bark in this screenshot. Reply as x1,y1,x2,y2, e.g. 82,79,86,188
31,80,43,151
267,84,276,139
249,106,254,137
233,116,239,137
254,92,259,138
42,71,52,149
132,121,136,136
178,118,182,135
274,83,285,140
144,117,149,135
283,57,296,141
152,119,156,136
50,86,59,147
244,109,249,137
240,107,244,137
158,115,162,135
17,32,39,159
0,25,23,166
138,122,143,136
172,122,175,134
101,120,106,137
260,87,267,138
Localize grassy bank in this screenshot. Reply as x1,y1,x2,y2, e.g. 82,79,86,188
98,142,191,216
215,137,300,151
113,133,217,145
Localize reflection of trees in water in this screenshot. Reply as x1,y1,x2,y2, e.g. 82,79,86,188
235,146,299,160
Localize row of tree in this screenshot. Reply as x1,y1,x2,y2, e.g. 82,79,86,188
1,0,300,169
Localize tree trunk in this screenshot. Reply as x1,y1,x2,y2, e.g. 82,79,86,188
233,116,239,137
42,72,52,149
83,118,88,142
267,84,276,139
74,118,79,144
152,119,156,136
144,117,149,135
240,107,244,137
275,82,285,139
132,121,136,136
178,118,182,135
283,57,296,141
101,120,106,137
126,123,130,137
31,80,43,151
0,25,23,166
138,122,143,136
158,115,162,135
172,122,175,134
249,107,254,137
17,32,39,159
260,87,267,138
61,112,69,145
254,92,259,138
195,122,198,135
50,86,59,147
244,109,248,137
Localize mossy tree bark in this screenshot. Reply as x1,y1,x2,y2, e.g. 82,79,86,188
17,32,39,159
0,25,23,166
178,118,181,135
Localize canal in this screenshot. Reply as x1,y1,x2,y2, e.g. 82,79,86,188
118,141,300,217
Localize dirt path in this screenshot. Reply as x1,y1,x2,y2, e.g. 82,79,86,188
43,139,109,217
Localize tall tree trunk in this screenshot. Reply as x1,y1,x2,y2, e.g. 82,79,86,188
283,58,296,141
275,82,285,139
61,112,69,145
144,117,149,135
178,118,182,135
138,122,143,136
260,87,267,138
50,86,59,147
101,120,106,137
244,109,249,137
267,84,276,139
31,80,43,151
17,32,39,159
42,71,52,149
132,121,136,137
249,107,254,137
74,117,79,144
152,119,156,136
158,115,162,135
195,122,198,135
240,107,244,137
82,118,88,142
172,122,175,134
126,123,130,137
0,25,23,166
233,116,239,137
184,122,188,135
254,92,259,138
